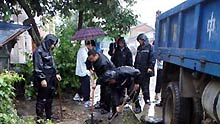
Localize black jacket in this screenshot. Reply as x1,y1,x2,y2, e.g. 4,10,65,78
111,46,133,67
33,34,58,82
134,43,155,77
108,42,117,57
103,66,140,106
104,66,140,85
86,52,115,84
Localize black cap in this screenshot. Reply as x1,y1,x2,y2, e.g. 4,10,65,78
85,40,96,47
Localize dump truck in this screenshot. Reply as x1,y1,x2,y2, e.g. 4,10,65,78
155,0,220,123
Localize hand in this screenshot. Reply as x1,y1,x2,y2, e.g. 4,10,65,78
56,74,62,81
92,84,96,90
147,68,153,73
90,70,95,77
134,84,139,91
112,49,115,54
41,80,47,87
116,106,121,113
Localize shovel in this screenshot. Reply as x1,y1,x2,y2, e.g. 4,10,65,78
109,87,136,123
85,71,102,124
91,74,95,124
57,80,63,119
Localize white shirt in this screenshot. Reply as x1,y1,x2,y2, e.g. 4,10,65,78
157,59,163,70
75,46,90,77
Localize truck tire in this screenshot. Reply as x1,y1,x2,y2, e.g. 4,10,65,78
163,82,191,124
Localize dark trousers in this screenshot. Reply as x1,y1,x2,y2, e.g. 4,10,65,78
36,75,56,120
136,76,150,104
100,84,111,112
79,75,90,101
111,80,140,113
155,69,163,94
111,86,124,113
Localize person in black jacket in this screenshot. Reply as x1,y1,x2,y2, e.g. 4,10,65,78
33,34,62,121
134,33,155,106
108,36,120,62
103,66,141,116
86,49,115,114
111,37,133,67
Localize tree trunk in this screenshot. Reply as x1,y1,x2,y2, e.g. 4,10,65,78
17,0,41,46
78,10,83,30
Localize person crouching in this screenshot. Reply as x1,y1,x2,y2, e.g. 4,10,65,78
102,66,142,119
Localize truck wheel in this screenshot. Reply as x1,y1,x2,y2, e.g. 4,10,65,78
191,98,203,124
163,82,191,124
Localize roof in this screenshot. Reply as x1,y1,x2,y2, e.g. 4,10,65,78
0,21,30,47
129,23,155,40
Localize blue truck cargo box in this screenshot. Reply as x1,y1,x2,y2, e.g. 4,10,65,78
155,0,220,77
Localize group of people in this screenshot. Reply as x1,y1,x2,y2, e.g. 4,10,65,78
74,33,163,118
33,33,163,122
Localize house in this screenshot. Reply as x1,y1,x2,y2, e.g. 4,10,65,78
8,8,55,64
127,23,155,56
9,9,33,64
0,21,30,71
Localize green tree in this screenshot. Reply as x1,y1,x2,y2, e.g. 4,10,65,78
1,0,138,92
1,0,137,41
54,16,80,89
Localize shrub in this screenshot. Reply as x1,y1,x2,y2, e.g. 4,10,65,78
0,71,24,123
16,53,37,100
54,17,80,90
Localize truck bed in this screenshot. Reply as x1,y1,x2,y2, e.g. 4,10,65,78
155,0,220,77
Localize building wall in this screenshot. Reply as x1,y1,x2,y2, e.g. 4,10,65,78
10,31,32,64
10,9,32,64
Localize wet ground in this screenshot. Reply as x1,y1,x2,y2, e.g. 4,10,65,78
16,74,162,124
16,95,142,124
16,95,89,124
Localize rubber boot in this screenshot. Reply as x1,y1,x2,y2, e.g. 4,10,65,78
134,101,141,114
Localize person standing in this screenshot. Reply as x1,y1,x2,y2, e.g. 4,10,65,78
111,37,133,67
134,33,155,106
33,34,62,122
108,36,120,62
155,59,163,106
74,40,96,107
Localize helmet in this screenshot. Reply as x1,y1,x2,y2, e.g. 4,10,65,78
136,33,149,44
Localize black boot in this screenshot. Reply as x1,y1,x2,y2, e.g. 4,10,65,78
108,112,118,120
134,102,141,114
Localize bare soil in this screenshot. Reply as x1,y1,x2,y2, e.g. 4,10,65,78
15,94,141,124
16,93,90,124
